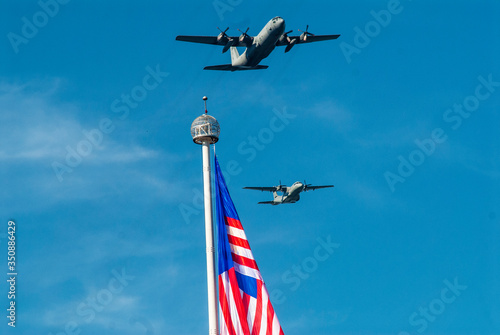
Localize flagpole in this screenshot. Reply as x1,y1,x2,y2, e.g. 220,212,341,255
202,141,218,335
191,96,220,335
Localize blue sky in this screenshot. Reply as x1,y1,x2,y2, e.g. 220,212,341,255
1,0,499,334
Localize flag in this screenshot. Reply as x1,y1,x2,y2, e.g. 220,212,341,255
215,155,284,335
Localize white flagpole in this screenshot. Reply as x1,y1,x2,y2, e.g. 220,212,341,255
202,141,218,335
191,96,220,335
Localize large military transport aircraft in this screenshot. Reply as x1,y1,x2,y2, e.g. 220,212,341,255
244,181,334,205
175,16,340,71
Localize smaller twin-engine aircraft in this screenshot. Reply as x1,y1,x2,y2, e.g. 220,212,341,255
175,16,340,71
244,181,334,205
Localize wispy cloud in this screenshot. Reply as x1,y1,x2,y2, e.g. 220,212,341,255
304,98,354,132
0,80,191,210
0,80,80,161
282,307,352,333
448,142,500,179
0,81,164,164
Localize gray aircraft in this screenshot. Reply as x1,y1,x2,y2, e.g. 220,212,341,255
175,16,340,71
244,181,334,205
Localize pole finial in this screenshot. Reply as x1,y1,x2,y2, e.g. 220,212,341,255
203,96,208,114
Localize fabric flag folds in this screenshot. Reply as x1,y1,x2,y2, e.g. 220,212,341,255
215,154,284,335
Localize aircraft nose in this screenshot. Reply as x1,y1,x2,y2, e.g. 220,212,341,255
277,18,285,33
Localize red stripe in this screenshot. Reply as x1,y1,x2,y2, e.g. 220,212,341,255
228,268,251,335
228,234,250,249
219,275,237,335
251,280,263,335
226,216,243,229
266,299,275,335
232,253,259,270
242,292,251,324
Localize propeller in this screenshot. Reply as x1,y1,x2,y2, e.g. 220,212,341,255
238,27,250,35
217,27,229,39
276,180,284,192
238,27,253,45
217,27,236,53
298,25,314,42
238,27,249,37
303,180,312,191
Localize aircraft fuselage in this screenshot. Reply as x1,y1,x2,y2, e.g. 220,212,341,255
233,17,285,67
275,182,304,204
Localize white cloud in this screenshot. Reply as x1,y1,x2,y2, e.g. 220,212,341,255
305,98,354,132
0,80,166,164
448,142,500,179
0,80,193,209
0,81,80,161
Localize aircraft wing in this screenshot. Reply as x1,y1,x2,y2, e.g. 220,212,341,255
243,186,279,192
175,35,246,47
304,185,334,191
176,35,219,45
276,34,340,46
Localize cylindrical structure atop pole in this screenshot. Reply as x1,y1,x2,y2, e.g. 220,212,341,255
190,97,220,335
202,141,218,335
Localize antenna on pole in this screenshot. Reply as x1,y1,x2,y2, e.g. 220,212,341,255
203,96,208,114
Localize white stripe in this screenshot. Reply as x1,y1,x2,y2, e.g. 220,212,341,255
226,224,248,240
247,295,257,330
262,283,280,335
225,272,245,335
219,301,229,335
259,290,269,334
221,272,241,335
230,243,255,260
272,313,281,335
233,262,263,280
260,283,282,335
261,281,270,301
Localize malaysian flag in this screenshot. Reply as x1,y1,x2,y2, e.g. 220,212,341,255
215,155,284,335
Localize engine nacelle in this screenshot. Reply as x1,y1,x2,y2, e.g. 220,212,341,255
284,39,297,53
278,35,288,45
217,33,229,44
239,34,253,46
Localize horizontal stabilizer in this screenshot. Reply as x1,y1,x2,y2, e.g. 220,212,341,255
258,201,276,205
204,64,269,71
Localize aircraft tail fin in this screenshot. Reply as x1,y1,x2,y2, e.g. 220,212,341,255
230,46,240,65
204,64,268,71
